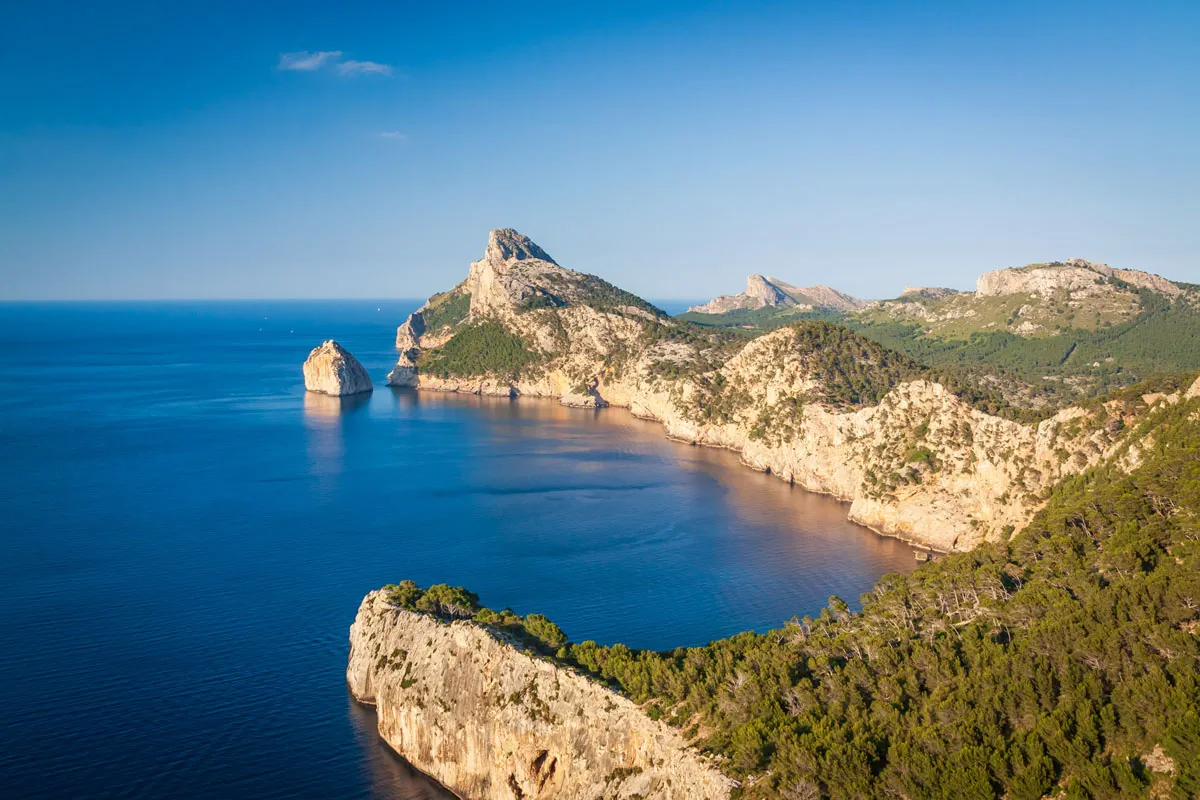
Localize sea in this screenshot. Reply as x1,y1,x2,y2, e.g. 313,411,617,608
0,300,916,799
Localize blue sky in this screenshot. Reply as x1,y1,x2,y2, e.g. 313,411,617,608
2,0,1198,300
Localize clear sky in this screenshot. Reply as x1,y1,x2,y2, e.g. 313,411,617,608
2,0,1198,301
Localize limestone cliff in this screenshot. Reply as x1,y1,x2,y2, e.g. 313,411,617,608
386,231,1171,552
303,340,373,396
347,591,733,800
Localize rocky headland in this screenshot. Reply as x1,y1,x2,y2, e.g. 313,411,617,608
347,590,734,800
385,230,1175,552
303,340,373,396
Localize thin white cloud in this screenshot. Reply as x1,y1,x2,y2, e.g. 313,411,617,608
337,60,393,77
278,51,393,77
278,50,342,71
377,131,407,141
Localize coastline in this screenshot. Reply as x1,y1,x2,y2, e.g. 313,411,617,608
395,382,949,553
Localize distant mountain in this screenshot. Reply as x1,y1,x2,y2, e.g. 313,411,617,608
860,257,1192,338
688,274,865,314
678,258,1200,406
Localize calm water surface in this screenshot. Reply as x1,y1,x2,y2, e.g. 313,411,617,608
0,301,915,799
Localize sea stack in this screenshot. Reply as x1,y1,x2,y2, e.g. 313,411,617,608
302,340,373,396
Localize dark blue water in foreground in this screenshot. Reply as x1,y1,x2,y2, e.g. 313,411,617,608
0,301,915,799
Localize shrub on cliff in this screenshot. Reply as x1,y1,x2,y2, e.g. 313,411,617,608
383,581,479,619
522,613,568,649
415,584,479,619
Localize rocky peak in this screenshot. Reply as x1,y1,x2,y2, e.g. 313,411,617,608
799,283,868,312
466,228,569,316
745,273,792,306
484,228,558,265
689,274,864,314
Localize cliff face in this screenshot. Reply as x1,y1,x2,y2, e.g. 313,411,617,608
624,328,1130,551
386,231,1168,552
347,591,733,800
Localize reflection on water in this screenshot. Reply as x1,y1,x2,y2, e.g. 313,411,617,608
303,390,373,420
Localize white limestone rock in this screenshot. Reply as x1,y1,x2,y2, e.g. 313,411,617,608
348,591,733,800
302,340,373,396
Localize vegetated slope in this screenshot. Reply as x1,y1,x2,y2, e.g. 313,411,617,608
684,259,1200,409
848,290,1200,407
392,384,1200,799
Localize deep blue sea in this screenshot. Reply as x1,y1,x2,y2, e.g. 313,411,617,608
0,301,915,799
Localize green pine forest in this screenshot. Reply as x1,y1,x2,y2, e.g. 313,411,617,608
389,389,1200,799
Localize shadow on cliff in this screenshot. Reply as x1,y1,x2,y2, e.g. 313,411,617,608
346,691,459,799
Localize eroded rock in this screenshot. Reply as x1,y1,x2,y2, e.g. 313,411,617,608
347,591,733,800
302,340,373,396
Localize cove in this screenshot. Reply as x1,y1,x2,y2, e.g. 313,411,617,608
0,301,915,799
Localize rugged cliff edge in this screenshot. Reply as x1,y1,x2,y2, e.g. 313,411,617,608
347,590,734,800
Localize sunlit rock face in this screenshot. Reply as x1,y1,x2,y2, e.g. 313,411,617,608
302,340,373,396
347,591,734,800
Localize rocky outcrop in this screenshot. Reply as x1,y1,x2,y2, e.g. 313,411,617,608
386,231,1174,551
387,314,424,387
976,258,1182,299
689,274,864,314
347,591,733,800
1186,374,1200,400
302,340,373,396
465,229,570,317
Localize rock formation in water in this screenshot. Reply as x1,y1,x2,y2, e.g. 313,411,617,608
689,274,864,314
347,590,734,800
302,340,373,396
385,230,1182,552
